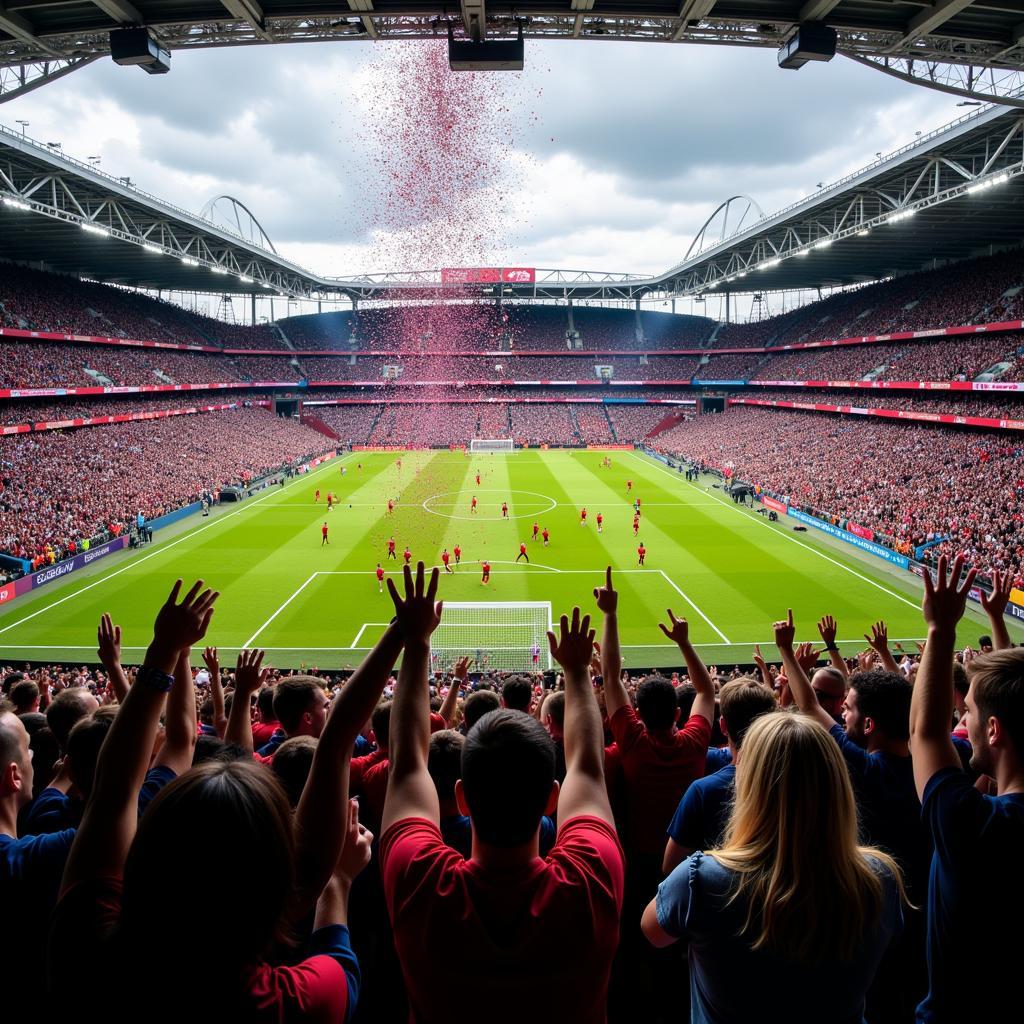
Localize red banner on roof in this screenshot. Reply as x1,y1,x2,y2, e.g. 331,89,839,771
440,267,536,285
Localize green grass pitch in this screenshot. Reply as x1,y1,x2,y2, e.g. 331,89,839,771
2,449,1020,671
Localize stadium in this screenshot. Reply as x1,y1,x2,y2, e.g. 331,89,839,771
2,5,1024,1024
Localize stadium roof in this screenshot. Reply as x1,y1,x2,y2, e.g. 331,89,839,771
2,96,1024,302
5,2,1024,105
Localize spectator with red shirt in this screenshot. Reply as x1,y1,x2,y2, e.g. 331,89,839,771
379,563,624,1024
253,675,330,760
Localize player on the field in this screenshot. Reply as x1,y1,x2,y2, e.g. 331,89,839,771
636,497,642,512
387,498,394,515
596,512,603,534
442,548,453,574
637,541,646,565
453,543,462,565
532,521,540,541
357,463,362,471
501,501,509,519
315,488,321,503
396,458,402,472
321,522,329,546
516,542,529,564
475,471,481,486
376,563,385,592
531,642,541,668
633,515,640,537
626,479,632,492
403,545,412,565
326,492,334,512
341,465,347,477
580,507,587,526
471,495,478,514
633,498,640,515
542,527,550,547
480,559,491,585
387,537,397,559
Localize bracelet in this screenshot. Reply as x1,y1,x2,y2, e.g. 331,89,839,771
825,644,839,653
136,665,175,693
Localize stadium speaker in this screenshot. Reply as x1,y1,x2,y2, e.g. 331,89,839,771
777,22,836,70
110,28,171,75
448,24,524,71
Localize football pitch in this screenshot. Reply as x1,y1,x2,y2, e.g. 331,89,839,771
2,448,1019,671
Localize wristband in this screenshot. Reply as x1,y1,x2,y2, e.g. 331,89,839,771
136,665,175,693
825,644,839,652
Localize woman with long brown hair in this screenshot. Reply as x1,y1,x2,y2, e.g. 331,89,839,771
642,711,906,1023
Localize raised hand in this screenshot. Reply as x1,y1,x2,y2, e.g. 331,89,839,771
922,554,977,636
336,798,373,884
773,609,796,651
97,613,122,667
202,646,220,676
387,562,443,646
864,621,889,653
752,644,767,670
658,609,690,647
453,656,471,681
817,615,838,647
547,606,596,673
857,649,878,673
980,569,1012,619
795,642,822,673
234,648,269,696
151,579,219,654
593,566,618,614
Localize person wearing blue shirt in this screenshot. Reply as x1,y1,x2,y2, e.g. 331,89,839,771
663,677,777,875
909,558,1024,1023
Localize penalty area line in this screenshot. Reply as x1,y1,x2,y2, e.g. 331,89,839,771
657,569,731,644
243,572,321,648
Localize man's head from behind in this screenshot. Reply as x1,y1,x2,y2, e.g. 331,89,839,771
965,648,1024,777
810,667,847,722
463,689,500,731
842,670,911,747
541,691,565,740
10,680,40,715
271,736,318,808
0,710,33,810
458,710,556,847
370,700,392,753
46,687,99,754
500,676,534,714
272,677,329,739
637,676,679,732
428,729,464,804
67,706,118,800
718,677,778,754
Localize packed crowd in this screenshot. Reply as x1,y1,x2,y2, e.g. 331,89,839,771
0,393,268,428
0,408,332,566
655,406,1024,584
2,557,1019,1023
740,391,1024,421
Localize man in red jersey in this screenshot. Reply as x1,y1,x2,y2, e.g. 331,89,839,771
471,496,478,514
542,527,549,547
326,492,334,512
516,542,529,564
596,512,603,534
532,521,539,541
453,543,461,565
501,501,509,519
380,564,624,1024
403,546,412,565
637,541,646,565
633,515,640,537
626,479,632,492
480,560,491,585
441,549,452,574
387,537,397,560
376,563,385,592
387,499,394,516
315,488,321,503
321,522,329,546
475,471,481,486
580,507,587,527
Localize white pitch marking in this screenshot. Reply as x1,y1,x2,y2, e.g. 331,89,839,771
243,572,322,648
657,570,731,644
349,622,373,648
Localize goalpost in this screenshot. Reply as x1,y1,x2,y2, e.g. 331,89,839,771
431,601,552,673
470,438,514,453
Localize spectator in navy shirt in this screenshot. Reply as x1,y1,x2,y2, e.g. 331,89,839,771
663,676,777,874
910,555,1024,1023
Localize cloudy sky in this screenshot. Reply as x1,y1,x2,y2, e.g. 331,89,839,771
4,38,967,303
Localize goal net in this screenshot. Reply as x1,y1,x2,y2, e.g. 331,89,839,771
470,438,514,453
431,602,552,673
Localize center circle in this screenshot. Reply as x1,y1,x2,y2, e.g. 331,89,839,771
422,488,558,521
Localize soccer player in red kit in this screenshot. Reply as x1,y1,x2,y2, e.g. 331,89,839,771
442,549,452,574
542,527,550,547
480,560,491,585
501,501,509,519
475,471,481,486
626,479,632,492
471,496,478,514
404,546,412,565
633,515,640,537
453,544,461,565
327,492,334,511
315,488,321,503
532,521,540,541
376,564,385,592
387,537,397,559
516,542,529,563
580,507,587,526
396,458,402,472
321,522,329,546
596,512,603,534
637,542,646,565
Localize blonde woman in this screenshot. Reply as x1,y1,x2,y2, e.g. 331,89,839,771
642,712,905,1024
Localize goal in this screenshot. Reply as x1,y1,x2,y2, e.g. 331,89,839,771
431,601,552,673
470,438,514,453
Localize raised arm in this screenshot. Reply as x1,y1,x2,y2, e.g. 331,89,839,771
751,644,773,689
659,610,714,724
203,646,228,738
864,621,900,674
980,569,1014,652
62,580,218,894
223,649,269,753
97,613,130,703
382,563,443,834
438,656,468,728
295,616,403,913
910,553,976,800
817,615,850,681
594,566,623,695
774,610,835,731
550,606,613,827
154,649,199,776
